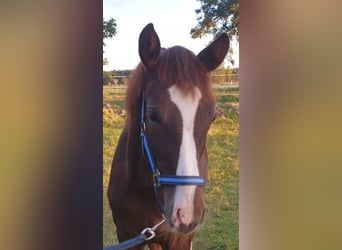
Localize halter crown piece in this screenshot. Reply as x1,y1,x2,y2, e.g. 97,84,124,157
140,86,204,213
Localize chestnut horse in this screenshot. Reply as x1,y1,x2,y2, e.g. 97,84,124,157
107,23,229,250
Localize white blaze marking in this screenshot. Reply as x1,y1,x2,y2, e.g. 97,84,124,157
168,85,201,226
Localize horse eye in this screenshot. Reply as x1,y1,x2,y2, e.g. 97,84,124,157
149,111,161,123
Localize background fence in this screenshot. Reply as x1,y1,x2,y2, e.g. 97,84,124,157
105,74,239,88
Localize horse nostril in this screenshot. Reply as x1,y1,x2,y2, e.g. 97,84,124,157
172,208,183,227
177,208,182,219
177,209,184,224
171,208,200,233
175,208,190,226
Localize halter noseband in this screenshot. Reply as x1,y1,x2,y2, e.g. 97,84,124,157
140,85,204,213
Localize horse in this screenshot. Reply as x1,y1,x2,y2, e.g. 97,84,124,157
107,23,229,250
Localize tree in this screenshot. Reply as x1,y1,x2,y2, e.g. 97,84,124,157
191,0,239,39
103,18,117,47
103,18,117,79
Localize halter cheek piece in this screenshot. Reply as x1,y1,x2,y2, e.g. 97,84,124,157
140,86,204,213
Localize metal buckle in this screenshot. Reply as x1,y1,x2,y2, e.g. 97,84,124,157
141,227,156,241
141,121,146,132
140,217,166,241
153,171,160,187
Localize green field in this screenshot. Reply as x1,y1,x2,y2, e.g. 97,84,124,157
103,86,239,250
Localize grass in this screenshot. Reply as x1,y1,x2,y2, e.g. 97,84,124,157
103,86,239,249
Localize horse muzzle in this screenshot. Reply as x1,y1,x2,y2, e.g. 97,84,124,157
169,206,205,234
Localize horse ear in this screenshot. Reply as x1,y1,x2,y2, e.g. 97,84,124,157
197,33,230,72
139,23,161,69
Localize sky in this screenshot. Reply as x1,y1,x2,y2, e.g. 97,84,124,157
103,0,239,71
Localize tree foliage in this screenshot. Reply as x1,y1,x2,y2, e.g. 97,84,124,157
191,0,239,39
103,18,117,47
103,18,116,70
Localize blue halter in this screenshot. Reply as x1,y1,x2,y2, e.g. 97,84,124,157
140,87,204,213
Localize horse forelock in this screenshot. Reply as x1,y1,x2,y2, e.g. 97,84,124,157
158,46,214,100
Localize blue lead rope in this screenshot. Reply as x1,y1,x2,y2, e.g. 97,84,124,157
103,234,146,250
104,217,166,250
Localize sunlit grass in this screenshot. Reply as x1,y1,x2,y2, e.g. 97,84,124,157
103,87,239,249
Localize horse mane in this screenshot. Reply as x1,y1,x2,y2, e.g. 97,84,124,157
125,46,214,126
